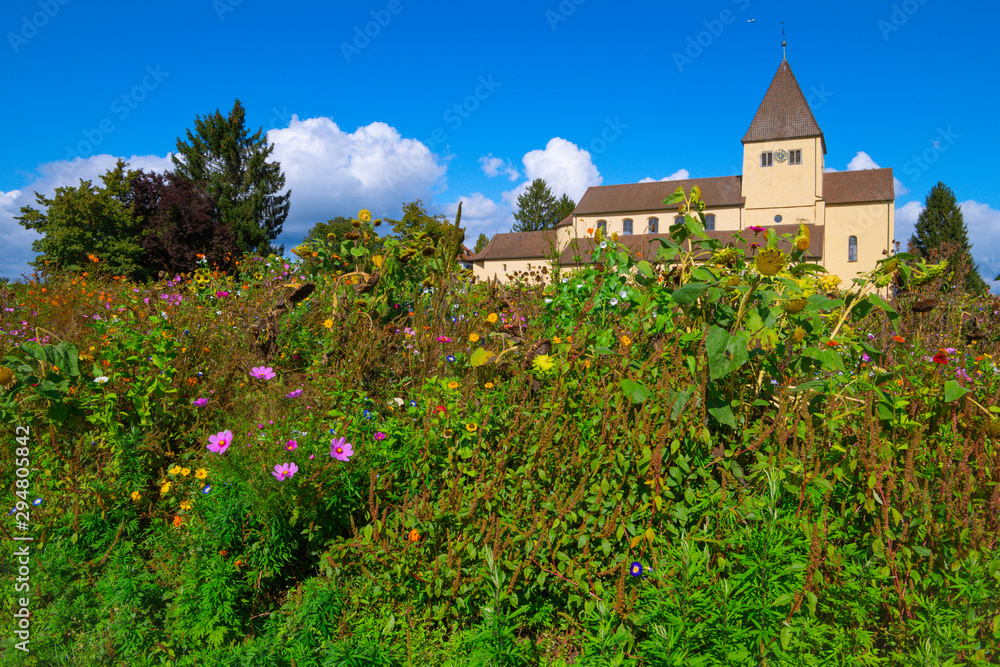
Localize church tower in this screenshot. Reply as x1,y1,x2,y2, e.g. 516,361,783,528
740,59,827,228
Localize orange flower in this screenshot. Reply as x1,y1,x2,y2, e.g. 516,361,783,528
173,515,183,527
893,335,905,343
826,340,839,347
235,559,244,567
408,529,420,542
219,549,228,557
587,227,594,234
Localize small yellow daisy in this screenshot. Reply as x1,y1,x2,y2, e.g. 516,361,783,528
468,333,480,343
180,467,191,477
167,465,180,476
161,482,172,494
484,382,494,389
447,381,459,389
195,468,208,479
465,423,477,432
487,313,498,323
130,490,141,501
179,500,192,511
323,319,334,329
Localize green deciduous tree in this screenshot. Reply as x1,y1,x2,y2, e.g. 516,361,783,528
388,200,457,245
908,182,986,292
172,99,290,257
512,179,558,232
553,193,576,224
305,217,355,246
15,161,149,280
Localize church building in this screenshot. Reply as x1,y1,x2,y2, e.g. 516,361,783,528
471,58,895,283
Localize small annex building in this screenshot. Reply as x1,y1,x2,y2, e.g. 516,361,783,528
471,58,895,283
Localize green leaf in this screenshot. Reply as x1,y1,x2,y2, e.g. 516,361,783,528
788,379,827,393
469,348,496,367
671,282,710,305
943,380,970,403
636,261,654,278
706,326,749,381
621,379,651,404
662,187,684,206
669,389,693,421
708,404,737,429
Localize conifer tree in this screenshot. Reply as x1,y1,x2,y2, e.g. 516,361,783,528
908,182,986,291
512,179,558,232
473,233,489,253
172,99,290,256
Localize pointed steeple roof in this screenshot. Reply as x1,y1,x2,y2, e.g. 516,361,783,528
742,60,825,152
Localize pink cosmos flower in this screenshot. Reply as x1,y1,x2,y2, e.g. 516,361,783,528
374,432,387,441
250,366,276,380
192,398,209,408
285,388,303,399
330,437,354,461
207,430,233,454
436,336,452,343
272,462,298,480
285,439,297,451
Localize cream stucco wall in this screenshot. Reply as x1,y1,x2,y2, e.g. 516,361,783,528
574,207,743,237
823,202,894,282
473,258,555,284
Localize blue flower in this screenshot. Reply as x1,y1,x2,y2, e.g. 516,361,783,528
630,562,643,577
363,409,372,420
446,355,456,363
409,400,418,407
202,485,212,494
32,498,42,506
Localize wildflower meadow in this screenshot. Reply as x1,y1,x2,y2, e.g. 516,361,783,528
1,194,998,666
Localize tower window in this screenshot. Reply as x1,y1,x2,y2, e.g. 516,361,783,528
622,219,633,235
503,264,507,271
774,215,783,223
647,217,659,233
789,149,802,165
848,236,858,262
705,214,716,231
597,220,607,233
761,151,773,167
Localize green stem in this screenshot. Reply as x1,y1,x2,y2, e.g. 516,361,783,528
732,275,761,332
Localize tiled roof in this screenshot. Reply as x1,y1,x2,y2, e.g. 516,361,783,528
742,60,824,149
574,175,745,216
823,168,895,204
470,230,559,261
559,224,824,265
555,214,573,229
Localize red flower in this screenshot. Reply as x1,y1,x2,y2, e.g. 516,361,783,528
433,405,445,414
933,353,948,365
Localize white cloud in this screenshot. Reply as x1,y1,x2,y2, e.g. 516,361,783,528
639,168,690,183
442,193,511,242
479,154,519,181
0,153,174,280
502,137,602,208
268,116,447,243
894,200,923,249
962,200,1000,291
0,116,451,279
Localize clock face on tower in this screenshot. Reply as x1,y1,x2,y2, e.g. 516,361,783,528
774,149,788,163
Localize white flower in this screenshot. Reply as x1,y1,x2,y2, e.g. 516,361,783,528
599,241,607,249
609,298,619,306
93,376,109,384
619,290,628,299
544,298,552,304
562,278,568,284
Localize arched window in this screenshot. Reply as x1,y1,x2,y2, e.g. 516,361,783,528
647,217,659,233
597,220,607,234
622,219,633,235
674,216,684,226
705,214,716,231
848,236,858,262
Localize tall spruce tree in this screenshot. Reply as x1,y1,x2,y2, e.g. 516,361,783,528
512,179,558,232
473,233,489,253
172,99,290,257
553,193,576,224
908,182,986,291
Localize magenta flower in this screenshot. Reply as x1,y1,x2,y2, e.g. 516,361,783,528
272,462,298,480
749,226,765,233
330,437,354,461
374,432,387,441
436,336,452,343
285,388,303,399
192,397,209,408
250,366,276,380
285,439,298,451
207,430,233,454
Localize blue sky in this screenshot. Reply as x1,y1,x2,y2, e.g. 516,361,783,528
3,0,999,287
